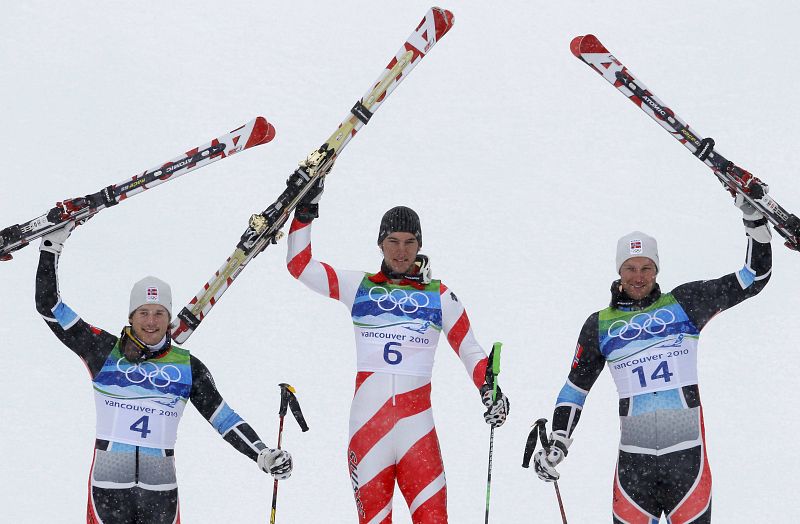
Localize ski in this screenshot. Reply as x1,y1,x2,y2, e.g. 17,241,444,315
0,117,275,261
170,7,456,344
571,34,800,250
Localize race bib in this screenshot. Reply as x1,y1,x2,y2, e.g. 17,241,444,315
93,347,192,448
599,298,701,398
351,280,442,376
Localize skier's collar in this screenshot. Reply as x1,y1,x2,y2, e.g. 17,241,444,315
369,267,426,290
610,280,661,311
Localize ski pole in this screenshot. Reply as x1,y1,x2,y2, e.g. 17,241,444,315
521,418,568,524
270,383,309,524
484,342,502,524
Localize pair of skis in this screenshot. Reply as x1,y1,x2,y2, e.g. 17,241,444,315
571,34,800,250
0,117,275,261
1,7,456,345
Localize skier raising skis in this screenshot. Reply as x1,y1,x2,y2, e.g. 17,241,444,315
532,196,772,523
34,222,292,523
285,183,509,523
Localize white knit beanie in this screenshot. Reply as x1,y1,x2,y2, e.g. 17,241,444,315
129,276,172,317
616,231,659,273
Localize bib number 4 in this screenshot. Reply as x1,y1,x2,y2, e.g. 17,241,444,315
130,415,152,439
632,360,674,388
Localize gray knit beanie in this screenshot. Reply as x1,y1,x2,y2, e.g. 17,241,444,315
129,276,172,317
616,231,659,273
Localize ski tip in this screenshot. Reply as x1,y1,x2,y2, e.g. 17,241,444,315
251,116,277,147
577,34,607,54
569,35,585,58
431,7,455,39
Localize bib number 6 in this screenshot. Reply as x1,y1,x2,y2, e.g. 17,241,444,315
383,342,403,365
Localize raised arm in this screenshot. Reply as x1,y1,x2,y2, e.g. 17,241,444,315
286,216,364,308
35,223,117,377
672,224,772,330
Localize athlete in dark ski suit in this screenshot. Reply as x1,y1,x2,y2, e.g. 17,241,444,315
535,215,772,523
34,224,291,524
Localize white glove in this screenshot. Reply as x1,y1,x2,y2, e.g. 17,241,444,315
39,221,77,255
735,193,772,243
480,383,509,428
257,448,293,480
533,431,572,482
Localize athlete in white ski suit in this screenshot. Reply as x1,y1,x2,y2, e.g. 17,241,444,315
286,200,508,524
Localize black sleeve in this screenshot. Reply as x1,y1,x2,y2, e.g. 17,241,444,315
35,251,117,377
672,236,772,330
189,355,268,461
552,313,604,437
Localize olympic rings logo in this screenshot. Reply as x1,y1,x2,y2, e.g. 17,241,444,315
116,358,182,388
368,286,430,314
607,308,675,341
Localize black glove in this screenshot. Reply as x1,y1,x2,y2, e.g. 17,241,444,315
295,177,325,223
480,383,509,428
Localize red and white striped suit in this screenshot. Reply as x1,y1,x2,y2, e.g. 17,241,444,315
287,218,488,523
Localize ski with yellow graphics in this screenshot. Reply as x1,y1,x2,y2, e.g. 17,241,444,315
170,7,455,343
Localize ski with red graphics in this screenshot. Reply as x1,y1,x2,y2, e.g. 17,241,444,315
571,34,800,250
0,117,275,260
170,7,455,343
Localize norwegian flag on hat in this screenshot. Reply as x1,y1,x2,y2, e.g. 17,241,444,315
629,239,643,254
146,287,159,302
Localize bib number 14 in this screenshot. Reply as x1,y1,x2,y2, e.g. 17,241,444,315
632,361,673,388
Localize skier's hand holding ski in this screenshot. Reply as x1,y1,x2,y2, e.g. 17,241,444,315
294,175,326,224
734,186,772,243
39,220,77,256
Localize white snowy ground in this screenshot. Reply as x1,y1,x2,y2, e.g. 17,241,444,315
2,1,799,522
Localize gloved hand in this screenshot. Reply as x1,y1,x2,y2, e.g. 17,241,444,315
533,430,572,482
39,221,77,255
480,383,509,428
257,448,293,480
295,176,325,224
735,192,772,243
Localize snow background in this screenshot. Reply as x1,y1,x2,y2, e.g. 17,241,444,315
2,1,799,522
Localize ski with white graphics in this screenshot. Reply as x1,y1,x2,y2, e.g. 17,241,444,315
0,117,275,261
169,7,456,343
571,34,800,251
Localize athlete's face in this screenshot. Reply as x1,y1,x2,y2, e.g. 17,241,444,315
381,232,420,274
619,256,658,301
129,304,171,345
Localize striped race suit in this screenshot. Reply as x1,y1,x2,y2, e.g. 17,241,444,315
552,235,771,523
287,217,488,524
36,251,269,523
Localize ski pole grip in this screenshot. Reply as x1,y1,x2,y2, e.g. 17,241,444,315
288,395,310,432
486,342,502,402
278,383,294,417
535,418,550,450
521,424,540,468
